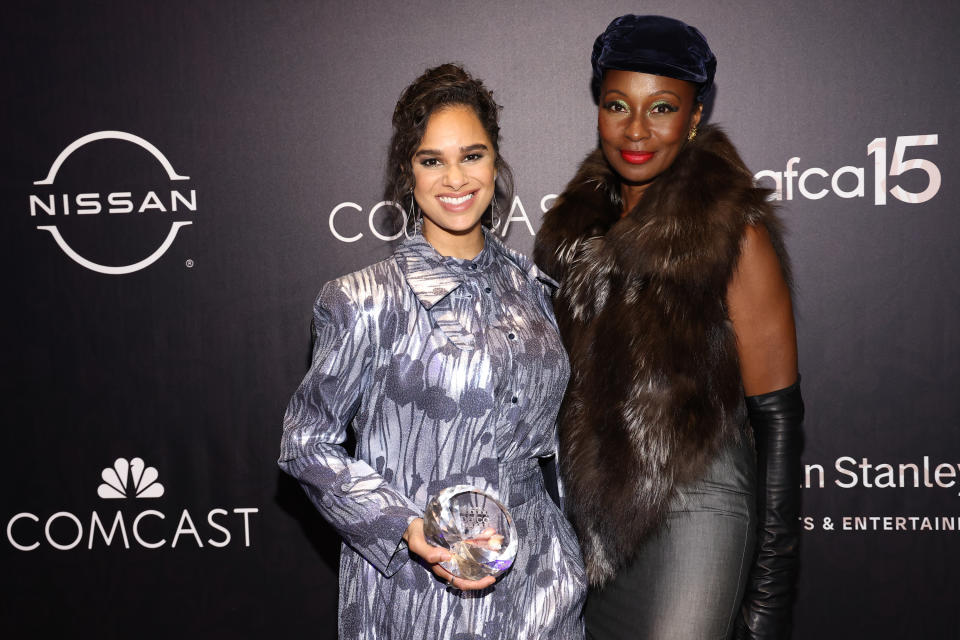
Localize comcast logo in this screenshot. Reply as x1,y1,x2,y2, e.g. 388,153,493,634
7,457,259,551
97,457,165,499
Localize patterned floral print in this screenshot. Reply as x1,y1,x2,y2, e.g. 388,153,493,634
279,230,586,639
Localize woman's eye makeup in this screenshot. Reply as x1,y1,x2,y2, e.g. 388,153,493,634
649,100,679,114
418,152,486,167
604,99,630,113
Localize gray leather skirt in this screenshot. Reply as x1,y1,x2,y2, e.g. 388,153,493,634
585,433,757,640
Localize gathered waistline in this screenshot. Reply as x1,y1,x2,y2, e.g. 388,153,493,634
498,458,545,509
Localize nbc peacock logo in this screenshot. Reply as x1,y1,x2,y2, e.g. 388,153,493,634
97,457,165,499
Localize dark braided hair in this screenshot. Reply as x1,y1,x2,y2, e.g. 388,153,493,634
384,63,514,232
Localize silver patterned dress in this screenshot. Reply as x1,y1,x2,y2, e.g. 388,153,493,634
279,230,586,639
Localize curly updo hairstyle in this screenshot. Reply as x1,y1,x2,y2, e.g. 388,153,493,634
385,63,514,232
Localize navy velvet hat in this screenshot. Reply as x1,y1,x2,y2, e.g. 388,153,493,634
591,14,716,103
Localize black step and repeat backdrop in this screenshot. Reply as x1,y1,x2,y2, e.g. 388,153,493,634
2,1,957,638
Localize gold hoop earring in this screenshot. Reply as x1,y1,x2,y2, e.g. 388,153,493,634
687,126,698,142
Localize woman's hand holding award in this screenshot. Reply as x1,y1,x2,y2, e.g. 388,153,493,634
423,485,518,581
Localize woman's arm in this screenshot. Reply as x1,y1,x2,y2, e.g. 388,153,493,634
279,280,422,577
727,223,797,393
278,280,494,590
728,223,804,640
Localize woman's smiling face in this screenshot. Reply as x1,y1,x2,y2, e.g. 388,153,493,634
412,104,496,254
598,70,701,200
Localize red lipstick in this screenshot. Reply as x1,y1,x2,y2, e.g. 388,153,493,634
620,150,654,164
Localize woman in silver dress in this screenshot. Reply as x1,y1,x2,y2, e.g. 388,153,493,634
279,64,586,639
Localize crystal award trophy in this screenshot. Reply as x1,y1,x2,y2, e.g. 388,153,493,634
422,484,519,581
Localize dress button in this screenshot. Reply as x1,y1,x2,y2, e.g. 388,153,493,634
470,264,478,270
511,396,518,404
508,332,516,340
484,286,491,293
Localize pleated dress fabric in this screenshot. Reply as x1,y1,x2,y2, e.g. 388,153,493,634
279,230,586,639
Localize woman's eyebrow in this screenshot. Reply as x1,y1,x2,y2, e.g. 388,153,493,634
414,143,488,158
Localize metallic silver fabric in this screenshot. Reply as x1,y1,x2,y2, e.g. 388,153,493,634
584,436,757,640
280,231,586,639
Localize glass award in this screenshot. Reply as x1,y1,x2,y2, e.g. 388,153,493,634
422,484,519,581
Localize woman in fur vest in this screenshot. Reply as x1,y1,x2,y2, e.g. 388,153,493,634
534,15,803,640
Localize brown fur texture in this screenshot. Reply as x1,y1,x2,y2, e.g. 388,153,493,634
534,125,789,586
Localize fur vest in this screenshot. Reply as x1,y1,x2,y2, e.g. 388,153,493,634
534,125,789,586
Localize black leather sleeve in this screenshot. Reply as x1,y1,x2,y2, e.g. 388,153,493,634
735,379,804,640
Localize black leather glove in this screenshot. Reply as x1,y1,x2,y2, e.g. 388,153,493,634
734,379,804,640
